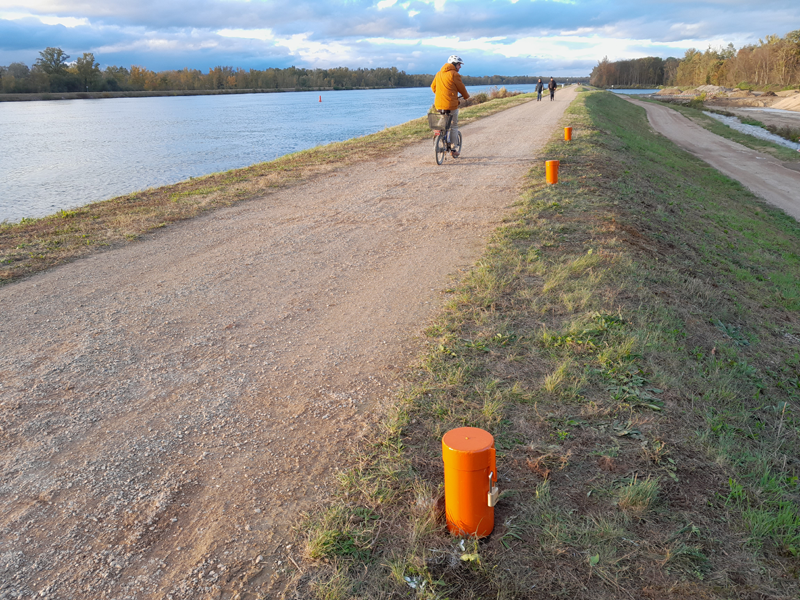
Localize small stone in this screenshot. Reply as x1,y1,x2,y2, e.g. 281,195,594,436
255,555,263,564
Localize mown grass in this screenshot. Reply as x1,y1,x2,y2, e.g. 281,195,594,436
292,90,800,599
0,92,534,285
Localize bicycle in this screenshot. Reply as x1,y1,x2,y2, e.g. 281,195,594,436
427,109,463,165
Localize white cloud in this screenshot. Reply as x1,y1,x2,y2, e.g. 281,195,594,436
273,32,358,65
217,27,274,41
376,0,398,8
417,0,447,12
0,10,89,27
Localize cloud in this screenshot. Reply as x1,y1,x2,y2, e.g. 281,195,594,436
1,0,799,75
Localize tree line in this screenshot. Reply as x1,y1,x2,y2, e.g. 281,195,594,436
0,47,587,95
590,30,800,88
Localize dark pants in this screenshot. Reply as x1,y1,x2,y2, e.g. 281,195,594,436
537,91,542,101
550,89,555,100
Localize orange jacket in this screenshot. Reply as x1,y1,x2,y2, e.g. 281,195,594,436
431,63,469,111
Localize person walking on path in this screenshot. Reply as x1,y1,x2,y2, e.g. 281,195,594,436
548,77,557,101
535,78,544,101
431,55,470,158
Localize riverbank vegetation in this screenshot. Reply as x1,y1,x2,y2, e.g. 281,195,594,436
290,90,800,599
0,46,588,96
0,91,534,285
591,29,800,89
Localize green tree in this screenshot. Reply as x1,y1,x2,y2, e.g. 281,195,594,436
75,52,100,91
103,66,130,90
35,47,70,75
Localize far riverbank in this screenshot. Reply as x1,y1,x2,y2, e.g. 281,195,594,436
0,86,382,102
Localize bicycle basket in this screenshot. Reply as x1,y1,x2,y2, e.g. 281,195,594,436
427,112,451,130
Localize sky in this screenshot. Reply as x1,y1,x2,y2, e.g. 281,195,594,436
1,1,799,77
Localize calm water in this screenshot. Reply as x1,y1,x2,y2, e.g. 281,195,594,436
0,84,541,222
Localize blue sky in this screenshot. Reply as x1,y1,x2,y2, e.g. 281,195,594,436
1,0,799,77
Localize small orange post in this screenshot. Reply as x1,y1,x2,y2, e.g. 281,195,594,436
319,95,322,102
442,427,498,538
564,126,573,141
546,160,559,184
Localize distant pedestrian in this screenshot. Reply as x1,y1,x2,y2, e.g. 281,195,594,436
548,77,557,101
535,78,544,101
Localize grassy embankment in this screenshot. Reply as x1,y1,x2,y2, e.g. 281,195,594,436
0,92,532,285
293,90,800,599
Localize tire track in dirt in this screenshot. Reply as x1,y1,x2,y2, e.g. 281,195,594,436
0,87,576,599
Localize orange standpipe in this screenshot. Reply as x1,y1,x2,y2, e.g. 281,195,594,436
442,427,498,537
564,126,573,141
546,160,559,184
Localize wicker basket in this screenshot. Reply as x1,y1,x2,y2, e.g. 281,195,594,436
427,112,451,130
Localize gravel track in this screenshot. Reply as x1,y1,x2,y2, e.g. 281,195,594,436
0,87,576,600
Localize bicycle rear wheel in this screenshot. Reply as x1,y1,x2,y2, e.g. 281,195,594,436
453,131,462,156
434,132,446,165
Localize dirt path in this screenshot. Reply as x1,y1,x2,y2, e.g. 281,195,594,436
626,97,800,220
0,87,576,600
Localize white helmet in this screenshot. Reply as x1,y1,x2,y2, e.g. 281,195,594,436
447,55,463,65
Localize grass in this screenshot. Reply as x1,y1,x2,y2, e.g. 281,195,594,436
291,90,800,599
0,92,535,285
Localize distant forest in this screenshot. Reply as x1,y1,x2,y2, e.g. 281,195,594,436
0,47,587,95
590,30,800,88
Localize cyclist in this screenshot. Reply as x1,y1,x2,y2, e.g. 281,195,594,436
431,55,470,158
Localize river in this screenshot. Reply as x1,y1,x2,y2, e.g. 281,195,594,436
0,84,544,223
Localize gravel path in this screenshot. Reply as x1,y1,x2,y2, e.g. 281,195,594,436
626,97,800,220
0,87,576,600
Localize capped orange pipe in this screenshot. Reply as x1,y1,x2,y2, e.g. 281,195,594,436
564,126,572,141
546,160,559,184
442,427,498,537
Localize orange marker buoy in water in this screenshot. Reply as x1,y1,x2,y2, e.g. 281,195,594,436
442,427,498,538
319,95,322,102
564,126,572,141
546,160,559,184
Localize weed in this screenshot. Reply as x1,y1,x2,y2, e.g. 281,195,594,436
617,475,660,514
663,544,712,578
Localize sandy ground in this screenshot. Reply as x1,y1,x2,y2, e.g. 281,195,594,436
0,87,576,600
626,97,800,220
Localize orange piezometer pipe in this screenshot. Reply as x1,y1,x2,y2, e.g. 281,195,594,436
546,160,559,184
564,126,572,141
442,427,497,537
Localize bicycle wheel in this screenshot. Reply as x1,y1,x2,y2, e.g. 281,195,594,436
453,131,462,156
434,132,446,165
